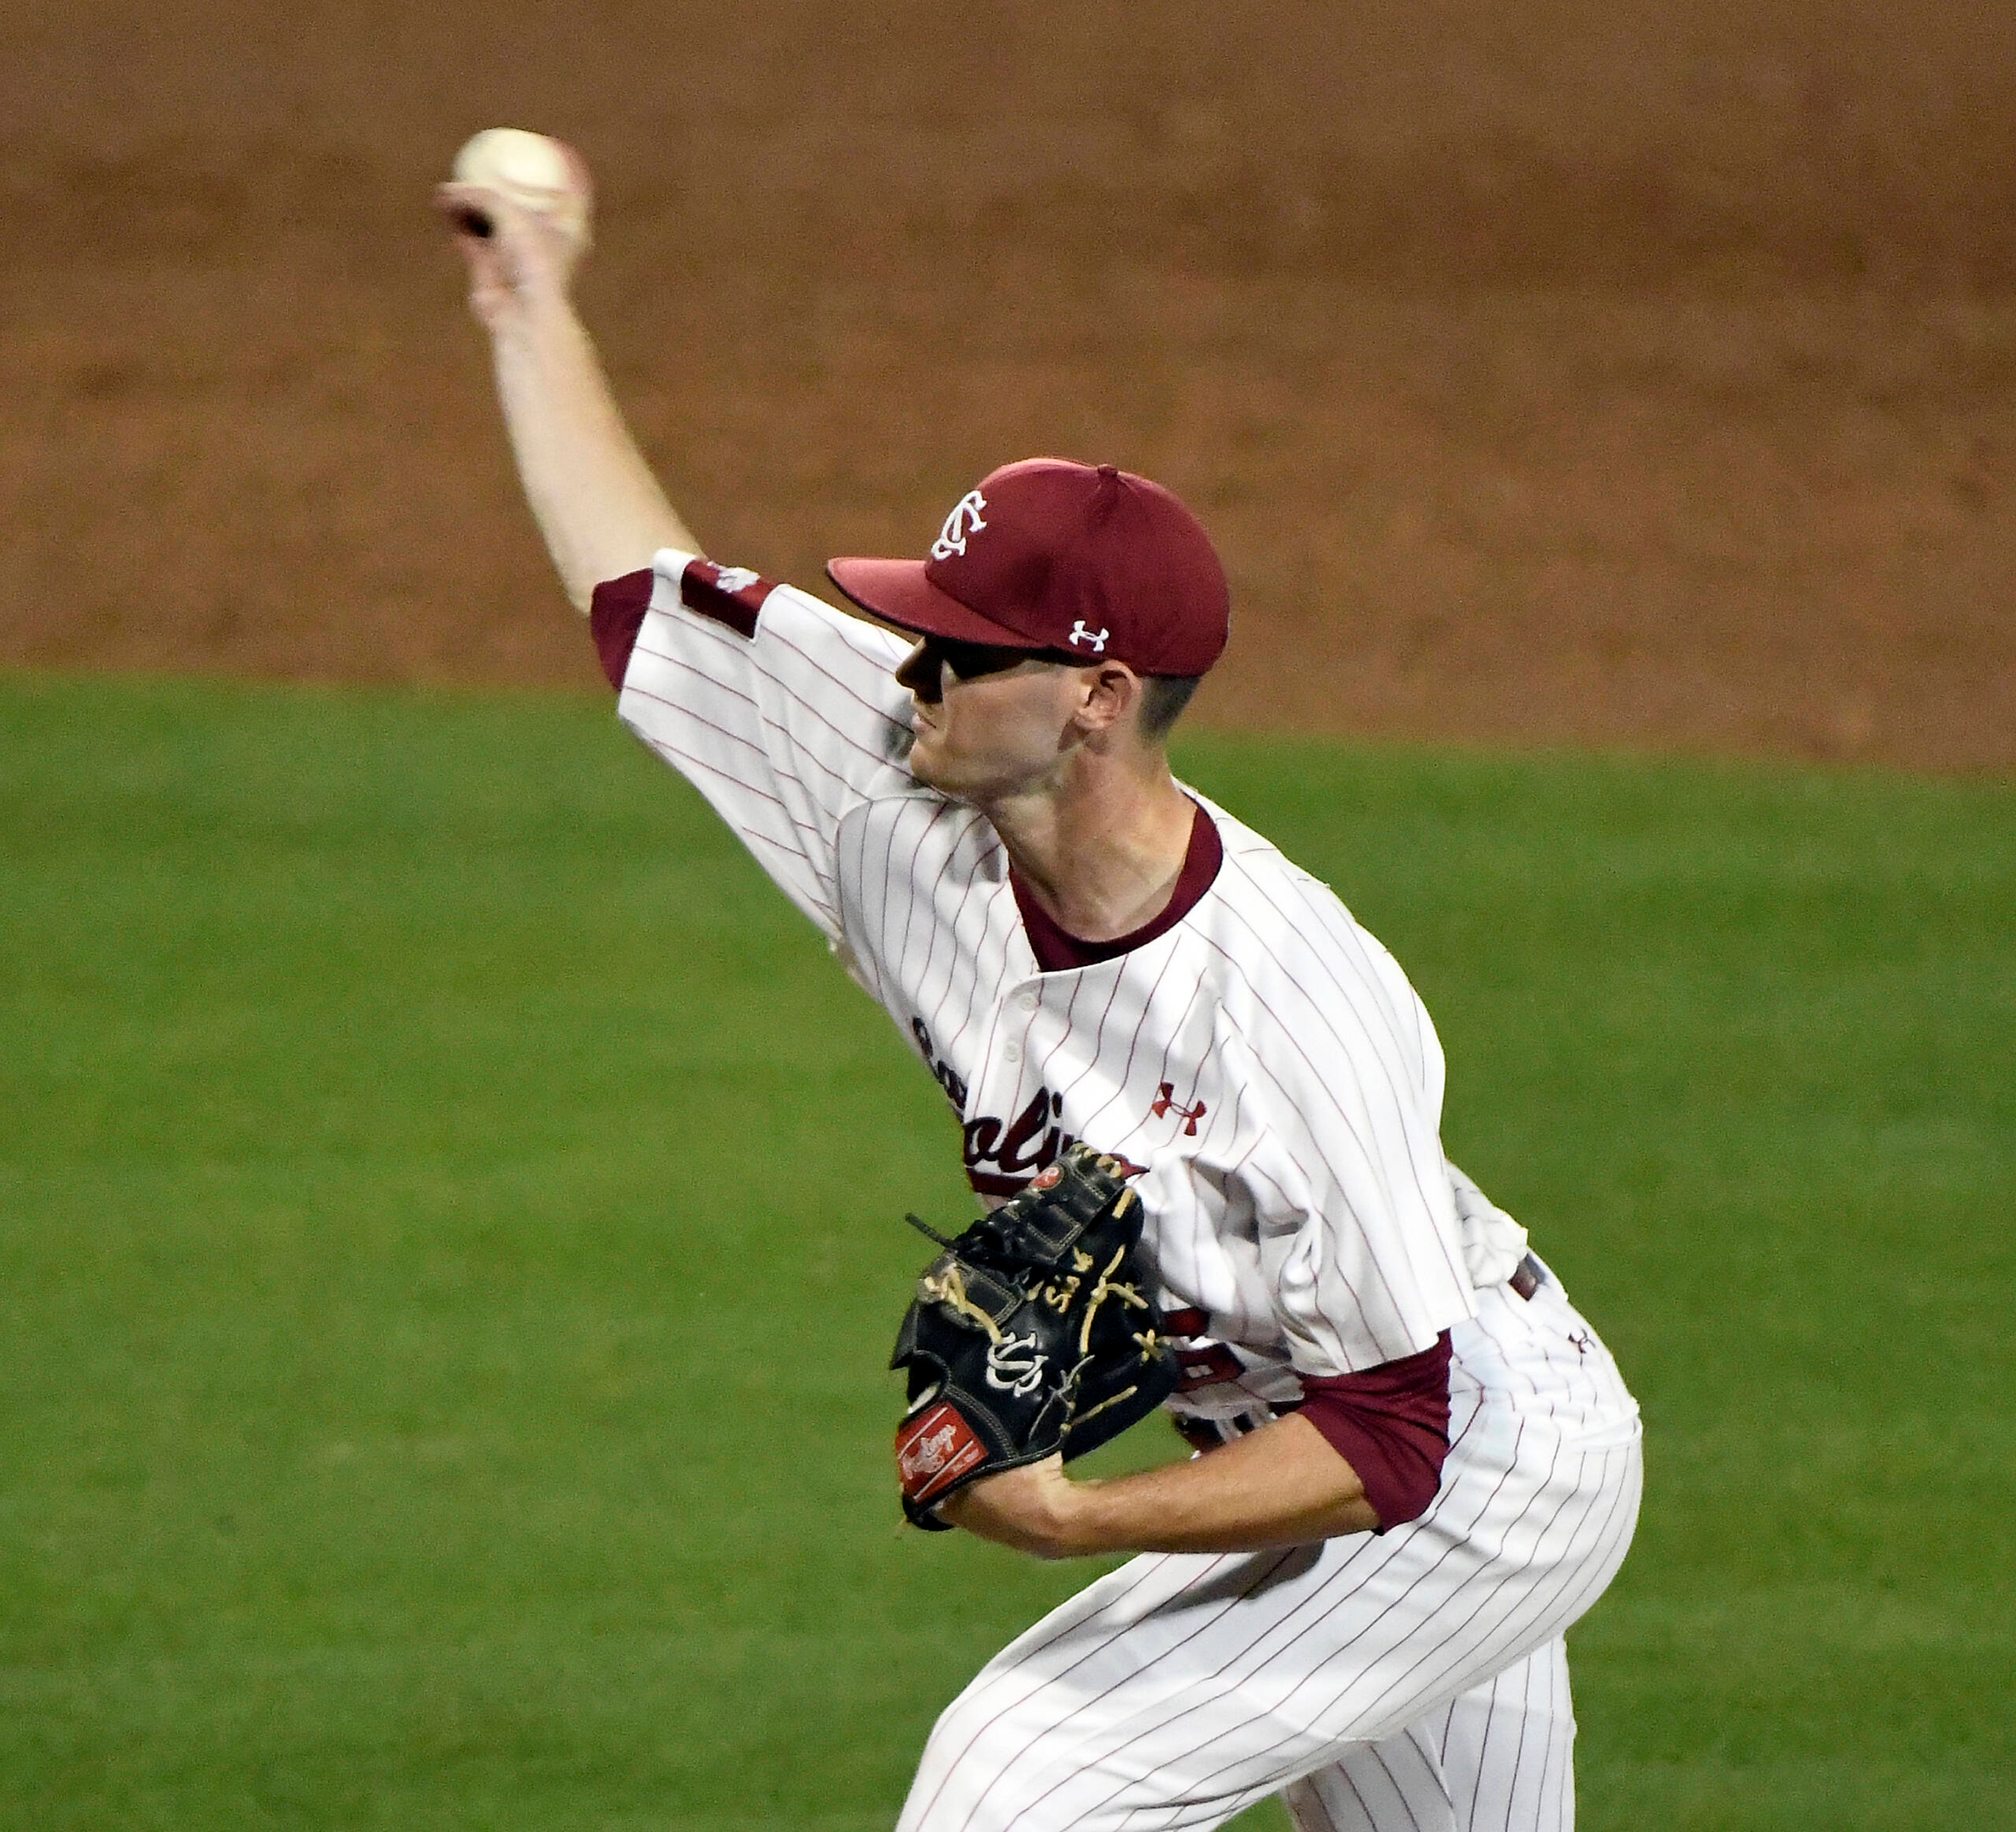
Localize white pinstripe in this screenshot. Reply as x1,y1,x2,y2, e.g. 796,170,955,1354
609,551,1642,1832
1280,1636,1578,1832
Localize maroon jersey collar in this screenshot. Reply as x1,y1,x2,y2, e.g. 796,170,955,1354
1010,802,1223,974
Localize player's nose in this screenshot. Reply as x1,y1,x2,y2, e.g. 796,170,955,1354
896,641,944,703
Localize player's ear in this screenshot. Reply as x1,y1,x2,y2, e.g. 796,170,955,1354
1073,662,1142,738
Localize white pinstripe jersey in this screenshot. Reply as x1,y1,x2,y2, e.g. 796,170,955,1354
613,550,1481,1398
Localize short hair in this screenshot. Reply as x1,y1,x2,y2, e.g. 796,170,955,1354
1138,675,1202,743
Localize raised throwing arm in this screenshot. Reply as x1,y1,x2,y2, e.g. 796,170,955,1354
436,156,696,612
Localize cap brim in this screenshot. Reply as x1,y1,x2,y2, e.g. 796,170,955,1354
825,557,1033,645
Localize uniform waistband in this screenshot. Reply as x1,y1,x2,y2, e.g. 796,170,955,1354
1175,1254,1551,1455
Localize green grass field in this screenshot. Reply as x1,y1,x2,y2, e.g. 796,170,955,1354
3,673,2010,1830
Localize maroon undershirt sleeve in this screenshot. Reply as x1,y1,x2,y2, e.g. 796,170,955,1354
1294,1332,1453,1530
589,569,655,691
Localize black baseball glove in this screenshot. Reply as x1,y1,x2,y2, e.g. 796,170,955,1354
891,1143,1181,1529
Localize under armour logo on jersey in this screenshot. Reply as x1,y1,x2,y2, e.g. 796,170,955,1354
1567,1329,1594,1358
712,566,762,595
931,490,989,560
984,1332,1048,1397
1068,622,1109,652
1152,1081,1208,1136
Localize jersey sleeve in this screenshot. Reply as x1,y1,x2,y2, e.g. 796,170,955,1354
600,550,918,940
1209,872,1478,1375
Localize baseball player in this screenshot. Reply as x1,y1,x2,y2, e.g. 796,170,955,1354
439,164,1641,1832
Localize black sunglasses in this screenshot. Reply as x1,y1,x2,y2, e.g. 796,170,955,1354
914,635,1075,680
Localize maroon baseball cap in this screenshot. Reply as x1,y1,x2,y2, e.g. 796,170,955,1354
827,459,1230,677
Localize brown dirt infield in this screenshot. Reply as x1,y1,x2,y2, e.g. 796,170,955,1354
2,2,2011,771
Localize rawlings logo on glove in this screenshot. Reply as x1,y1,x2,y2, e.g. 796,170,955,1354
889,1143,1181,1529
895,1403,988,1505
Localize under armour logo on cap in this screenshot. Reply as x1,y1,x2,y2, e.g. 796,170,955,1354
826,458,1231,678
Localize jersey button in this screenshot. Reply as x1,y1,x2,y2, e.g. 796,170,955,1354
1002,1042,1021,1064
1017,991,1038,1014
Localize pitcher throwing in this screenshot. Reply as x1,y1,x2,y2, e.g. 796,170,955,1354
438,135,1640,1832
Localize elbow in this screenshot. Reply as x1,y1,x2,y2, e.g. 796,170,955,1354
1356,1456,1444,1532
1296,1331,1455,1533
1299,1427,1442,1536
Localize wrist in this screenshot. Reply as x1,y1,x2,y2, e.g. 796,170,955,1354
946,1461,1109,1560
1042,1476,1115,1559
487,288,584,358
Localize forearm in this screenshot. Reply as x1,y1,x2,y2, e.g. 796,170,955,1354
947,1415,1380,1559
1069,1416,1378,1554
487,299,697,613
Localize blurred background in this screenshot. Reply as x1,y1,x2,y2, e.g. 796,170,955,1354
2,0,2011,766
2,7,2011,1831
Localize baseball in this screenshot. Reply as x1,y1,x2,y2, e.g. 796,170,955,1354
448,128,592,246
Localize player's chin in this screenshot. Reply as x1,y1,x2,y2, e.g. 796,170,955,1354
907,738,1025,811
906,733,969,798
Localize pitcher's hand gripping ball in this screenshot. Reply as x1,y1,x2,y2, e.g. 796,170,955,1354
447,127,593,247
891,1143,1180,1528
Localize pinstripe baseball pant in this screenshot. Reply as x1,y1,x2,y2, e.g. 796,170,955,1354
898,1274,1642,1832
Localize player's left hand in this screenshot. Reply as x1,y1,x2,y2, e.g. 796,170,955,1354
939,1455,1084,1559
